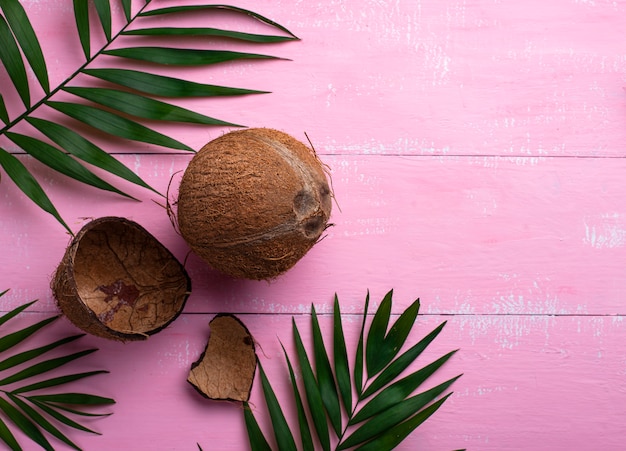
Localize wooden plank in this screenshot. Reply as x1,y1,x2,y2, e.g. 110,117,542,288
2,154,625,315
2,311,624,450
6,0,625,158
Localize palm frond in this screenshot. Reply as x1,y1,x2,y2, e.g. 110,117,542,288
245,291,461,451
0,289,114,451
0,1,297,232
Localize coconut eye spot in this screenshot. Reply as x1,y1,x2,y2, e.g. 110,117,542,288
319,183,332,211
293,190,317,216
302,216,324,239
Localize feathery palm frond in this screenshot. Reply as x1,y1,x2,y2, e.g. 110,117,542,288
244,290,462,451
0,289,114,451
0,1,298,234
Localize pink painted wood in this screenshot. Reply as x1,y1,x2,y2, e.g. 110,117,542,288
1,0,626,449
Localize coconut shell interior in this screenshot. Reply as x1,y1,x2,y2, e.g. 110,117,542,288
188,314,257,402
177,128,333,280
53,217,190,341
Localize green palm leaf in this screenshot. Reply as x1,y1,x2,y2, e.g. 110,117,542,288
0,397,53,451
28,400,101,434
0,94,9,124
339,377,460,450
63,87,240,126
362,321,447,399
354,291,370,398
12,371,109,394
0,14,30,108
121,0,132,21
0,316,58,354
7,394,81,451
258,362,297,451
0,335,85,372
123,27,296,43
0,149,71,234
0,293,113,450
36,403,111,418
0,417,20,451
243,402,272,451
293,318,331,451
139,5,299,40
311,305,342,435
103,47,279,66
0,2,297,231
350,350,458,424
0,0,49,94
0,297,36,327
355,394,453,451
0,349,97,387
26,117,158,195
72,0,90,59
83,68,266,97
365,290,393,376
93,0,112,41
27,393,115,406
245,291,462,451
46,101,194,151
333,296,352,415
281,343,314,451
5,132,136,199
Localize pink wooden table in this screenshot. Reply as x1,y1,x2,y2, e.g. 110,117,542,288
2,0,626,449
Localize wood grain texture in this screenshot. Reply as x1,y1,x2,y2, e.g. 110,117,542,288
1,0,626,449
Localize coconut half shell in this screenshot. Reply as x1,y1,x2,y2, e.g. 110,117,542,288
188,314,257,402
177,128,333,280
52,217,191,341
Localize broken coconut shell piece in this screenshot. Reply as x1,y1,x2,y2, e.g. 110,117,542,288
188,314,257,402
52,217,191,341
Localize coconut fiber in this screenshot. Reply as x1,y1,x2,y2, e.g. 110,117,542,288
52,217,190,341
177,128,333,280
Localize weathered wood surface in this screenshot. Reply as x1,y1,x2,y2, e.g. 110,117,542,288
1,0,626,449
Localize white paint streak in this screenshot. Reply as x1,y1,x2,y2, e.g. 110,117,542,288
583,213,626,248
465,189,498,216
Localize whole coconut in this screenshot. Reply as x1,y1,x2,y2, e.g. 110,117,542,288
177,128,332,280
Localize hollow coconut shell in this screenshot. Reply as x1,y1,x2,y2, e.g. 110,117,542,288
177,128,332,280
52,217,191,341
187,314,257,402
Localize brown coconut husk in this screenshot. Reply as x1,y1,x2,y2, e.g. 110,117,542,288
188,314,257,402
177,128,333,280
52,217,191,341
